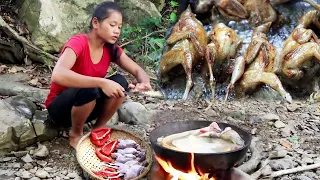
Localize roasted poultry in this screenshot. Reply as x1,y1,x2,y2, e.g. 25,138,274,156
278,10,320,78
202,23,242,99
277,10,320,102
225,22,293,103
192,0,277,26
159,5,207,100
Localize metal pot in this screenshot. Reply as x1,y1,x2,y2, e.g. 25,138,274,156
149,120,252,173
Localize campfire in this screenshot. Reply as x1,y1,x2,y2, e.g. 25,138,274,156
154,153,215,180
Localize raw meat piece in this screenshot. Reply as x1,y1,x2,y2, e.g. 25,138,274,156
125,160,139,166
117,148,138,155
116,156,135,163
117,139,138,149
124,154,136,158
124,164,145,180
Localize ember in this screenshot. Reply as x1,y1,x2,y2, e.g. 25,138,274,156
154,153,215,180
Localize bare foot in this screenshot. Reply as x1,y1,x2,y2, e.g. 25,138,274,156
69,130,82,149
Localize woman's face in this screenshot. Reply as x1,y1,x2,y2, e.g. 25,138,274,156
97,10,122,44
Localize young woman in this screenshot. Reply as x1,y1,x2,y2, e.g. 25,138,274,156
45,2,151,149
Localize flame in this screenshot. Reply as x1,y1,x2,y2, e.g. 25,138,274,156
154,153,215,180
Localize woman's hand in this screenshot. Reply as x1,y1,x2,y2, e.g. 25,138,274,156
100,79,125,98
128,82,152,92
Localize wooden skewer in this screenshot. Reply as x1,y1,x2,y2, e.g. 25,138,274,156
303,0,320,11
270,162,320,178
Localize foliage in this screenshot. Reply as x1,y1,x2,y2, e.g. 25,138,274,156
118,1,179,71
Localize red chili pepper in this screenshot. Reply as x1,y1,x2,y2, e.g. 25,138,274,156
101,140,119,156
104,167,116,172
92,168,120,179
95,147,113,163
91,127,111,140
92,170,119,179
90,128,112,146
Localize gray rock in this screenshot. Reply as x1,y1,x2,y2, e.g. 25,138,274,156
60,170,68,176
4,95,37,119
29,167,38,174
0,75,48,103
248,115,264,125
8,162,21,169
269,149,288,159
37,160,48,167
0,99,29,155
222,109,246,121
1,157,15,162
252,86,283,101
314,157,320,163
274,120,286,128
21,154,33,163
18,0,106,53
35,169,49,179
115,0,161,25
15,170,32,179
303,172,318,179
286,103,300,112
66,172,79,178
1,169,17,176
30,177,41,180
270,159,295,170
33,110,58,142
118,102,153,125
149,0,165,11
33,143,49,159
262,165,272,176
144,103,158,110
262,113,280,121
44,167,55,173
14,177,21,180
12,150,29,157
302,157,314,164
295,175,312,180
24,162,34,170
205,109,219,117
281,120,296,137
106,112,119,126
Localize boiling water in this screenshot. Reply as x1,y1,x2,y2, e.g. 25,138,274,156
159,0,320,100
169,135,238,153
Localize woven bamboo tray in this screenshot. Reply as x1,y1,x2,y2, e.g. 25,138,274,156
76,127,153,180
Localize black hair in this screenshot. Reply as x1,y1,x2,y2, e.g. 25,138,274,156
90,2,123,63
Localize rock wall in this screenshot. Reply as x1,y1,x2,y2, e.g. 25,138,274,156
18,0,108,53
18,0,161,54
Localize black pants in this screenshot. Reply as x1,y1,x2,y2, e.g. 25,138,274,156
47,74,128,128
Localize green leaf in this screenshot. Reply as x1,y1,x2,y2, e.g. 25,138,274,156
123,48,130,54
170,1,179,7
288,137,298,143
148,38,165,51
169,12,177,22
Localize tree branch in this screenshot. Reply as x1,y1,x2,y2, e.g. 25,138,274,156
0,15,58,66
120,29,167,48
